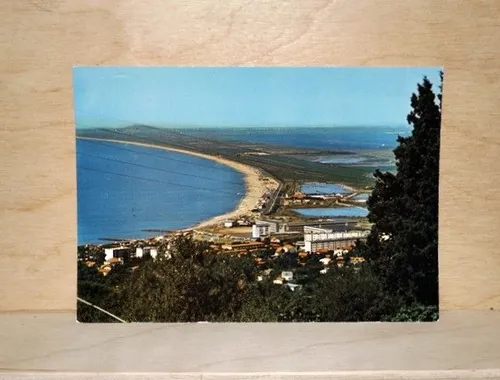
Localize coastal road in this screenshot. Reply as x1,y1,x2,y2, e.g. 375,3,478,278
262,182,282,215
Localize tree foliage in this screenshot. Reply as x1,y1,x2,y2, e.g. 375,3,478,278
365,74,442,307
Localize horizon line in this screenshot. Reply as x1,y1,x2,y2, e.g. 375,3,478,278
75,123,411,130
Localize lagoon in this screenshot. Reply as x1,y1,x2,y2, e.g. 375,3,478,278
300,182,352,195
315,155,367,164
292,207,368,218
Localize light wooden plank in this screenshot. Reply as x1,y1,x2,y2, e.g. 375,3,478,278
0,311,499,373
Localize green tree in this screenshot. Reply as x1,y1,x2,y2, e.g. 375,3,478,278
114,237,259,322
76,261,124,322
237,280,292,322
301,265,397,322
389,303,438,322
365,74,442,307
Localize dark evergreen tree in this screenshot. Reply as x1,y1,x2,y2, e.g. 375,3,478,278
365,74,442,307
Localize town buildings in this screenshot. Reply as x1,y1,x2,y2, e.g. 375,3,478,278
303,227,370,253
221,241,266,254
251,219,287,238
104,246,130,261
135,246,158,259
286,220,358,233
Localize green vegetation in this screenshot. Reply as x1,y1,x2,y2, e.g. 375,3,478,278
77,75,441,322
78,238,397,323
363,74,442,307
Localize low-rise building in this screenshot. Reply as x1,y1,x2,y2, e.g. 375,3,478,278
104,246,131,261
237,219,252,226
222,241,266,251
273,277,283,285
286,283,302,292
106,257,123,265
319,257,331,266
334,249,348,256
380,233,391,241
281,271,293,281
135,247,158,259
98,264,112,276
293,192,305,199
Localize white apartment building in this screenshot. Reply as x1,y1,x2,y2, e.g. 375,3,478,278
252,219,285,238
104,246,130,261
304,228,370,253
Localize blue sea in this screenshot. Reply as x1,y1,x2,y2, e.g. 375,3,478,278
76,140,246,244
77,126,406,244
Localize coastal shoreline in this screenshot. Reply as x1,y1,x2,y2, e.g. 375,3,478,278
77,137,280,232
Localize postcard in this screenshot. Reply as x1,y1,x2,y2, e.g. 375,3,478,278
75,67,442,322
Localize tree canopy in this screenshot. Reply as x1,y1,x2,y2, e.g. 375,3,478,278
364,74,442,307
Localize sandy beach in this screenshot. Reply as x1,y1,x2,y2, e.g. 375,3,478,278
77,137,280,230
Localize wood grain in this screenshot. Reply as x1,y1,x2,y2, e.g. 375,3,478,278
0,0,499,311
0,311,499,373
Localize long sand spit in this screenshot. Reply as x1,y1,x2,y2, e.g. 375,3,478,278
77,137,280,230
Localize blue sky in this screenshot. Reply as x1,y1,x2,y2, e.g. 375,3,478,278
73,67,442,129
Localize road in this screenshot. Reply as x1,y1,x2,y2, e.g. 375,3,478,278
261,181,282,215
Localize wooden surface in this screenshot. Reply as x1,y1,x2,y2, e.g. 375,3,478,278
0,311,499,375
0,0,499,312
1,0,500,377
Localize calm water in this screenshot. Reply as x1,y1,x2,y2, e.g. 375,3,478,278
182,125,410,151
292,207,368,217
315,155,367,164
300,183,352,195
76,140,245,245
